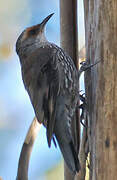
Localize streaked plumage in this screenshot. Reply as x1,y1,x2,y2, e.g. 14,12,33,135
16,13,80,174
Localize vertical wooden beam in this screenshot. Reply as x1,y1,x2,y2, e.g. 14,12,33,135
84,0,117,179
60,0,78,68
60,0,80,179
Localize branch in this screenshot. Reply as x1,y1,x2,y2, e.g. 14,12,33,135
16,117,41,180
77,116,89,180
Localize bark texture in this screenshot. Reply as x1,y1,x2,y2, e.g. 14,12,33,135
84,0,117,179
60,0,80,179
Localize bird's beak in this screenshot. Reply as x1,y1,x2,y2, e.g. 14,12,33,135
25,13,54,35
40,13,54,29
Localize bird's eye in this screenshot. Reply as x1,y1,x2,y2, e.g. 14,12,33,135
29,29,38,36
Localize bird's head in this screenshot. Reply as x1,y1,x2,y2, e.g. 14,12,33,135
16,13,54,55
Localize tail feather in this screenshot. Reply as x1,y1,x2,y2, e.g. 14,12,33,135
70,141,80,173
56,136,80,174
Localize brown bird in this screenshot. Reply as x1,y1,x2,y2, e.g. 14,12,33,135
16,13,80,174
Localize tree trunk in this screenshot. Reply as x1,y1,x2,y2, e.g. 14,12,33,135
84,0,117,179
60,0,80,179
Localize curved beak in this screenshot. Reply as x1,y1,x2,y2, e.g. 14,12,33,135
40,13,54,28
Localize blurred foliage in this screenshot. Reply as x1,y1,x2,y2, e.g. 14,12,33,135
0,43,12,59
46,161,64,180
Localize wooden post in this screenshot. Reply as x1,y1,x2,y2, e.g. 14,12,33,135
84,0,117,179
60,0,80,179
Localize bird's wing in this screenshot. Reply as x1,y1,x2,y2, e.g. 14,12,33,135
22,46,61,147
38,49,61,147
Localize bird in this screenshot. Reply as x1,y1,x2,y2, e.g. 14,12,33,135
16,13,80,174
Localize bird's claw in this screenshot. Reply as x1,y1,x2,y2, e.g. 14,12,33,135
79,92,87,127
80,60,100,72
78,60,101,78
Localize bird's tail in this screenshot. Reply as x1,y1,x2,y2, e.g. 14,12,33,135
55,134,80,174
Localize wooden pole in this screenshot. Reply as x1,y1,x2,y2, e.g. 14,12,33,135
60,0,78,68
84,0,117,179
60,1,80,179
16,117,41,180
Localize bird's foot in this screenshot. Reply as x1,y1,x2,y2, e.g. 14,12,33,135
78,60,101,78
